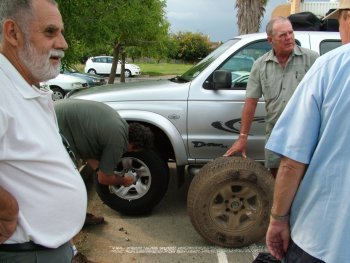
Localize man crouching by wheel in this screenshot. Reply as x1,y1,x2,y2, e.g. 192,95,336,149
54,98,153,263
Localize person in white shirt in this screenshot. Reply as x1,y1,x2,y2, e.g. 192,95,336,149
0,0,87,262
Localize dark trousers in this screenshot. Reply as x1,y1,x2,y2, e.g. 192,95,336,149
283,240,325,263
0,241,73,263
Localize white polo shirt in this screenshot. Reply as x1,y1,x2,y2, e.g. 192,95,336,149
0,54,87,248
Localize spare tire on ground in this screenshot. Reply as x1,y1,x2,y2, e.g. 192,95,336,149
187,156,274,248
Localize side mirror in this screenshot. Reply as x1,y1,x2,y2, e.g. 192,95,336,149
213,70,232,90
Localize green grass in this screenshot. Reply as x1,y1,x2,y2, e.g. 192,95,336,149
136,62,193,76
75,62,193,76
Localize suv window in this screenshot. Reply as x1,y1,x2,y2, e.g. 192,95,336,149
205,40,271,90
181,39,240,82
220,56,255,72
320,40,341,55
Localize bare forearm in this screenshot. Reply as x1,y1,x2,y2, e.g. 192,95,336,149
0,187,18,243
87,159,133,186
223,98,258,157
0,187,18,221
266,157,305,259
271,157,306,217
97,171,125,185
240,98,258,134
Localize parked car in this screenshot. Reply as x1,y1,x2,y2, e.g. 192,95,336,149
42,73,88,101
84,56,141,77
68,31,341,247
61,67,106,87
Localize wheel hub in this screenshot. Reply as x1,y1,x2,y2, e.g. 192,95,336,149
123,169,139,182
109,157,151,201
209,181,263,231
230,198,243,211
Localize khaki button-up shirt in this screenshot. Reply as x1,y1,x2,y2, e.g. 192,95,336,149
246,45,319,136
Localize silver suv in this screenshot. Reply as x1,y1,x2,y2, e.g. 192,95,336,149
68,31,340,219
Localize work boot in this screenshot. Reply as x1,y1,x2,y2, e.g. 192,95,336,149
84,213,105,226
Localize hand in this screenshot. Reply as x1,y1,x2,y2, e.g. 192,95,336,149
0,188,18,244
0,217,18,244
121,176,135,187
223,137,247,157
266,219,290,260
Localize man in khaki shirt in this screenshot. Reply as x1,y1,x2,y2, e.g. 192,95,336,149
224,16,318,176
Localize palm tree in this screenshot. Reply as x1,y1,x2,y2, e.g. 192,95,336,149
236,0,268,35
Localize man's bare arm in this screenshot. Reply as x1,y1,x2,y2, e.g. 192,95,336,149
272,157,306,216
224,97,258,157
266,157,306,260
86,159,134,187
0,186,18,244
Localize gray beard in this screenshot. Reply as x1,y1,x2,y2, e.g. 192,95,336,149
18,40,63,82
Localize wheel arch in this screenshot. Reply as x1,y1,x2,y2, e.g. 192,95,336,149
87,68,97,74
118,110,188,166
124,69,132,77
49,85,64,91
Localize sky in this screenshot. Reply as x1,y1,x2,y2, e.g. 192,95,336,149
165,0,331,42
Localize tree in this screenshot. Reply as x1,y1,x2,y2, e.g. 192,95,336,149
57,0,169,82
169,32,211,63
236,0,268,35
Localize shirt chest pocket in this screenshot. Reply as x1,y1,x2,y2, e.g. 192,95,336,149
261,75,279,100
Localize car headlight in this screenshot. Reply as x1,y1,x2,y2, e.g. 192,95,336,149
71,82,83,89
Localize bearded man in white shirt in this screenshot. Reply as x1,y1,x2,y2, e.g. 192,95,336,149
0,0,87,262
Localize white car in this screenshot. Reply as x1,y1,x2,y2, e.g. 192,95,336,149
84,56,141,77
41,74,89,101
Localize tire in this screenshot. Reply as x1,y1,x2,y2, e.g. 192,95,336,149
94,150,169,215
51,87,65,101
187,156,274,248
88,69,97,74
124,69,131,78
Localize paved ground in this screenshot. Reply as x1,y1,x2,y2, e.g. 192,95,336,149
73,164,267,263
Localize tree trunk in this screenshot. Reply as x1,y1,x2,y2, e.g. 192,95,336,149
120,48,126,83
236,0,267,35
108,42,120,84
